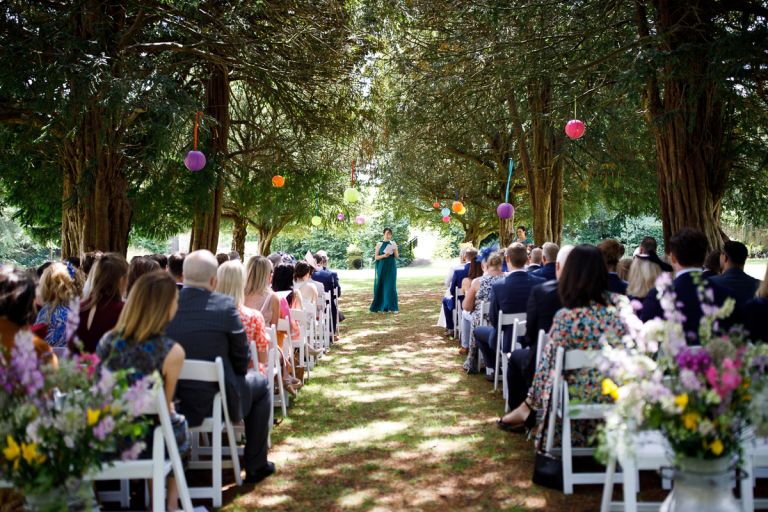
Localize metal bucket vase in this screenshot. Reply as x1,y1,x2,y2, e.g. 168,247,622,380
24,479,99,512
660,456,740,512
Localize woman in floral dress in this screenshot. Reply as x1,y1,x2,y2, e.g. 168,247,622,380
497,245,627,449
461,250,505,372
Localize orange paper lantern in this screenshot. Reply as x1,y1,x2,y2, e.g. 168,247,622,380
451,201,464,213
272,175,285,188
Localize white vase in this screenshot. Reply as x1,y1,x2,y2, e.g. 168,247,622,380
660,456,740,512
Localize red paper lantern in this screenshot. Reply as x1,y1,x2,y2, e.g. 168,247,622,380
272,175,285,187
497,203,514,219
565,119,586,139
451,201,464,213
433,201,440,209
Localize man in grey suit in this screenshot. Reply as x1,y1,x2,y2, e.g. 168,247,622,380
166,250,274,484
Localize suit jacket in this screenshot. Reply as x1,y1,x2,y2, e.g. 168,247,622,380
488,270,546,350
314,268,341,297
166,287,249,427
531,263,556,282
524,280,562,349
744,297,768,343
526,264,542,273
607,273,628,295
641,271,732,345
449,263,470,299
710,268,761,307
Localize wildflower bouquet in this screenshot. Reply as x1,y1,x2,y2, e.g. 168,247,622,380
0,330,155,495
598,272,768,463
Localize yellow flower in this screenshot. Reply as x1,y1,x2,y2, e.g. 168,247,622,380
3,436,20,462
674,393,688,410
601,378,620,401
710,438,724,456
87,408,101,427
20,443,45,465
682,412,699,431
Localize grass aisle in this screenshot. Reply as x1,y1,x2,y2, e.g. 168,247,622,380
223,273,601,511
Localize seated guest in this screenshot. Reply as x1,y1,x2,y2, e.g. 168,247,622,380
76,253,129,353
35,262,79,347
598,239,628,294
273,264,320,359
711,240,761,306
444,247,469,288
502,245,574,414
267,252,285,269
617,257,632,281
216,260,268,371
527,247,543,272
641,228,732,343
228,250,241,261
0,266,57,365
702,249,722,279
216,253,229,266
458,252,483,346
81,251,104,299
168,252,186,290
474,243,545,381
149,253,168,272
96,272,186,510
531,242,558,281
638,236,657,256
744,266,768,343
303,253,326,297
461,250,505,365
460,251,483,295
442,248,476,336
626,252,665,302
293,261,319,310
313,253,343,335
166,250,275,484
498,244,626,441
127,256,161,295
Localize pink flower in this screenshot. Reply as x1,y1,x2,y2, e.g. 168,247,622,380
706,359,742,400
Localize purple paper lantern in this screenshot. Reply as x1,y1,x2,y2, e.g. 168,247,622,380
565,119,586,140
337,213,345,221
497,202,514,219
184,150,206,172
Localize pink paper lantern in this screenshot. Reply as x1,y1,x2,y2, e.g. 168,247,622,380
565,119,586,140
184,150,206,172
497,202,514,219
337,213,345,221
355,215,365,225
442,216,450,223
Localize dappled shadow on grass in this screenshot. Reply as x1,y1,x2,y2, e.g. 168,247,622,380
221,284,604,512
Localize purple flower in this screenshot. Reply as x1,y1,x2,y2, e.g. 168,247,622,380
679,369,702,391
121,442,145,461
93,416,115,441
676,347,712,374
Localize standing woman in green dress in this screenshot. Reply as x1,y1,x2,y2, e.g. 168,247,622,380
370,227,399,313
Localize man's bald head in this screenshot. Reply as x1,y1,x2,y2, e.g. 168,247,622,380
183,250,219,290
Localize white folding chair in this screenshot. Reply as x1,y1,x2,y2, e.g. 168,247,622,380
452,288,463,339
546,346,613,494
493,312,526,391
739,433,768,511
91,386,194,512
473,300,491,372
266,325,289,417
179,357,242,507
323,291,333,345
290,308,313,376
502,318,527,412
330,287,341,336
276,317,297,378
535,329,548,368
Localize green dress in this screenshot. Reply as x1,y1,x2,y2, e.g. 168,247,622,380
370,240,398,313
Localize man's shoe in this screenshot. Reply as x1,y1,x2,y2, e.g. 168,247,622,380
245,461,276,484
484,372,495,382
458,347,468,355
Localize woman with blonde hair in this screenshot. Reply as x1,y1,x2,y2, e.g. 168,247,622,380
461,250,505,370
216,260,268,371
96,272,186,511
626,253,665,301
35,262,79,347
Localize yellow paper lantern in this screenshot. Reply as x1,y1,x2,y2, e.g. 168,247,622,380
311,215,322,226
344,187,360,203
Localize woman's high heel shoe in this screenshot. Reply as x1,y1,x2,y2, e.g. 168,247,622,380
496,401,536,433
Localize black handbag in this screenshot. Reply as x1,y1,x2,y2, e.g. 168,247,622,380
532,451,563,490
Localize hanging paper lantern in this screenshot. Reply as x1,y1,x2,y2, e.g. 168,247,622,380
355,215,365,225
565,119,586,139
272,175,285,187
311,215,322,226
344,187,360,203
442,216,451,223
451,201,464,213
432,201,440,209
440,207,451,217
184,150,206,172
337,213,345,221
457,205,466,215
497,202,515,219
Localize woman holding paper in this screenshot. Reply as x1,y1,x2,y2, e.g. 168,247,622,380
370,227,399,313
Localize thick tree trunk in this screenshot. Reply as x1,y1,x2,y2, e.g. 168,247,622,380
637,0,730,251
257,227,275,256
190,63,230,252
60,110,132,258
231,215,247,258
499,217,516,248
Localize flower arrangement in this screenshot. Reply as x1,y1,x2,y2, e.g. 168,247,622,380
597,272,768,463
0,330,155,496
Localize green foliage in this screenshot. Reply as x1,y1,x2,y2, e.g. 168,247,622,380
0,209,51,267
563,208,665,254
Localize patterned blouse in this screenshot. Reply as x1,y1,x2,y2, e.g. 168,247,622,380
532,302,626,449
239,305,268,353
96,331,175,384
471,274,505,327
36,303,74,348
